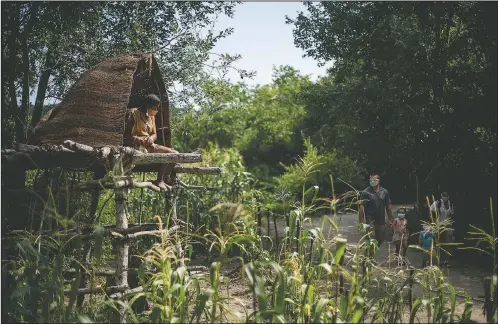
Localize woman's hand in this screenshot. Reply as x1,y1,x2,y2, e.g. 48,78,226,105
145,136,154,145
134,136,145,145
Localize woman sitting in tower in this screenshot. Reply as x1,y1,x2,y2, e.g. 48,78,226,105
124,93,178,191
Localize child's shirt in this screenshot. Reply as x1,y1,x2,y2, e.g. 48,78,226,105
419,231,435,249
392,218,408,241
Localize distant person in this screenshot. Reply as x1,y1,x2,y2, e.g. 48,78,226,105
430,191,454,223
430,191,455,266
124,94,178,191
392,207,409,261
419,224,435,268
359,173,394,261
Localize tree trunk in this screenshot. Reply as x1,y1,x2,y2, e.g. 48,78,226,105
111,157,130,323
21,3,40,142
7,5,22,143
30,48,55,130
415,173,420,210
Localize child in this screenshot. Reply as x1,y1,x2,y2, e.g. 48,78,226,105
392,207,409,259
419,224,435,268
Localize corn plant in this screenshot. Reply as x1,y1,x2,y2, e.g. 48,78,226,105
459,197,497,323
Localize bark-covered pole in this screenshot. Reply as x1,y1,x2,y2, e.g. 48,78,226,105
170,182,185,267
111,149,132,323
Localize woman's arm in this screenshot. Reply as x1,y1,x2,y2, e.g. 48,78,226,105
146,118,158,143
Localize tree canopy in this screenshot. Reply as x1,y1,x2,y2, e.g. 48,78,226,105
287,2,497,227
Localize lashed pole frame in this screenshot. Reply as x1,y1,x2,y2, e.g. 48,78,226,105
111,148,132,322
1,141,212,323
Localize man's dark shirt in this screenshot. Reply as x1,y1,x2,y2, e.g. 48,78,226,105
360,186,391,225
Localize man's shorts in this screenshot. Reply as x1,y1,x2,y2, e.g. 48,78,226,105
365,218,386,246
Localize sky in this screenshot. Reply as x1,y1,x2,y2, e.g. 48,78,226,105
209,2,332,86
39,2,331,105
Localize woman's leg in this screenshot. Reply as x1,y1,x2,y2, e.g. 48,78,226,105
147,145,177,191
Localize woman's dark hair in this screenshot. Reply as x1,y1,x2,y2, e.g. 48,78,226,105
138,94,161,113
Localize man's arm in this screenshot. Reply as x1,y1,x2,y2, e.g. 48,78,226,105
359,204,365,224
385,191,393,224
386,204,393,224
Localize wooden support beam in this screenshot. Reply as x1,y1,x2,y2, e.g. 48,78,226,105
63,264,206,278
25,222,191,242
63,285,128,296
17,143,74,154
1,141,204,170
113,156,130,323
74,177,164,192
110,225,179,241
109,286,144,299
63,268,121,277
177,180,217,191
131,164,222,174
2,150,92,170
174,166,222,175
132,153,201,165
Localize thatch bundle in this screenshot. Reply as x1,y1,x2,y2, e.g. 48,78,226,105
30,53,170,148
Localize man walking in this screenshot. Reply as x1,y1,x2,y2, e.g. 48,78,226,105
359,173,394,261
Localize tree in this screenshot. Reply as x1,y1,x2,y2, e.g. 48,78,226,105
172,66,312,187
1,1,248,147
288,2,497,220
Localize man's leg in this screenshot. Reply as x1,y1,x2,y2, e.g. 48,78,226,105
374,224,386,247
440,230,451,266
372,224,386,263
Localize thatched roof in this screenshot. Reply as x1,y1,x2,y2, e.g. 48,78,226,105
30,53,171,148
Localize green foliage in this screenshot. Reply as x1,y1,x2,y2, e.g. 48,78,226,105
277,137,364,200
175,142,257,229
171,66,312,186
1,1,249,146
4,160,486,324
288,2,497,211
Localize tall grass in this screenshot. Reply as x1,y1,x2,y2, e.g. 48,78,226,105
4,163,490,323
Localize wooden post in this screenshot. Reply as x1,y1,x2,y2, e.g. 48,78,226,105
111,152,131,323
170,184,185,267
408,268,415,311
339,255,345,294
267,209,271,237
273,212,279,251
483,276,496,323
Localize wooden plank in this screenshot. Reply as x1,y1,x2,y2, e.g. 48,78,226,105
132,153,201,165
